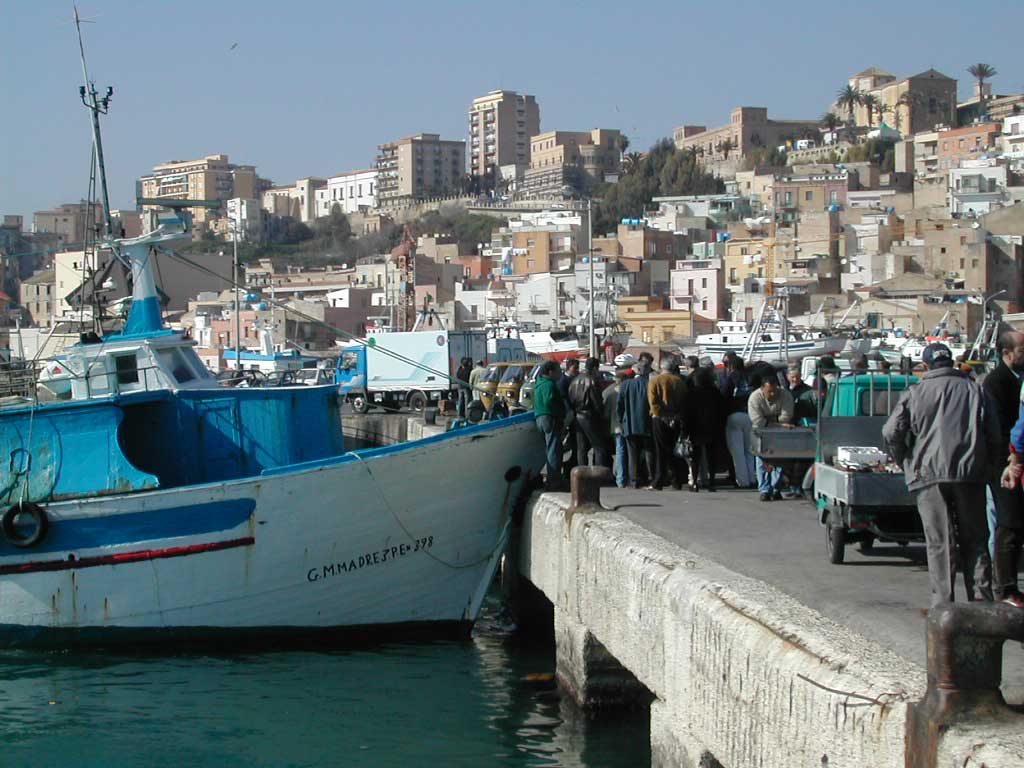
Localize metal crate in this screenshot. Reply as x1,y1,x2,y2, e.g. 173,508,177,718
751,427,816,459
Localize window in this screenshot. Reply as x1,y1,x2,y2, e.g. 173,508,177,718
729,267,737,283
959,258,965,269
701,277,707,288
940,247,946,254
829,190,839,204
740,247,748,256
157,348,196,384
972,259,979,268
784,192,793,204
113,354,139,385
805,191,813,201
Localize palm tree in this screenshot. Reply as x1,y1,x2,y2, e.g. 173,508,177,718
716,137,736,159
821,112,841,132
877,103,892,125
896,92,917,132
836,85,862,125
860,93,879,126
967,63,998,106
621,151,643,175
615,133,630,158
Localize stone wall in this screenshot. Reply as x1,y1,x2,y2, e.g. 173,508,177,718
520,494,940,767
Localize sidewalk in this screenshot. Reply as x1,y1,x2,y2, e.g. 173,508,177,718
549,483,1024,704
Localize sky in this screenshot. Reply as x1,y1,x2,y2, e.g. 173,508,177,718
2,0,1023,221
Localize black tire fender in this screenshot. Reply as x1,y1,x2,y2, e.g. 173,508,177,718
2,502,49,548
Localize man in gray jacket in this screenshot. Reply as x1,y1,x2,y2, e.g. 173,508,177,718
883,343,999,607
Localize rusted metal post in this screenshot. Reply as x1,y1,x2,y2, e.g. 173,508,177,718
570,466,612,509
907,602,1024,768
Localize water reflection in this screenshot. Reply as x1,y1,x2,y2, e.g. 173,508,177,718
0,598,648,767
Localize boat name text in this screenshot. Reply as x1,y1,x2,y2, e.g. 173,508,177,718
307,536,435,582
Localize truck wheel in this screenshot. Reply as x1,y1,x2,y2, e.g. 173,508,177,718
408,391,427,413
827,524,846,564
351,394,370,414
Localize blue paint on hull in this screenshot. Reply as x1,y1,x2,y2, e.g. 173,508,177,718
0,498,255,557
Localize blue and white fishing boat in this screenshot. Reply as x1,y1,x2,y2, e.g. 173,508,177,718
0,19,544,647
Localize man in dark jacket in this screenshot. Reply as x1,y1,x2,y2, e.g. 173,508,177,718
984,330,1024,605
618,354,654,489
454,357,473,418
568,357,610,468
883,343,999,607
533,360,567,490
559,358,581,479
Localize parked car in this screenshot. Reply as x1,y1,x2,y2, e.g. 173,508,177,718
293,367,335,386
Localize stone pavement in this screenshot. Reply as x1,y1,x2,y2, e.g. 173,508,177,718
548,483,1024,705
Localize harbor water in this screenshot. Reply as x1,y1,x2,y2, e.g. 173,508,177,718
0,595,650,767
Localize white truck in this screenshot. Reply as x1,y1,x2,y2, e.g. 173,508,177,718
335,330,492,413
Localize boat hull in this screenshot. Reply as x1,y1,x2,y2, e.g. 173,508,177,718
697,336,847,364
0,414,545,647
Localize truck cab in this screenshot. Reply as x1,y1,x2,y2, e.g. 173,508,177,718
335,346,368,411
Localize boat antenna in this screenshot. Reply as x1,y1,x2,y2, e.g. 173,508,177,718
74,5,115,241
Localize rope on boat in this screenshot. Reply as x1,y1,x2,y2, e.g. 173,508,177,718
348,451,513,571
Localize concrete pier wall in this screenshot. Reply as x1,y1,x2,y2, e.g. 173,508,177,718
341,413,444,449
518,493,1024,767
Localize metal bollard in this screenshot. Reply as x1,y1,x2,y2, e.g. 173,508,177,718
570,466,613,509
907,602,1024,768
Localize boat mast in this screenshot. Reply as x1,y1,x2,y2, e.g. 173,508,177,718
74,6,115,240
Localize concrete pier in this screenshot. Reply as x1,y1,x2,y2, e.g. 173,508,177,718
341,412,445,449
518,485,1024,767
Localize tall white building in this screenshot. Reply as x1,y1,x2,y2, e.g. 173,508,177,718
315,169,378,217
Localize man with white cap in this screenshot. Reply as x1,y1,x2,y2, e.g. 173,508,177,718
883,342,999,606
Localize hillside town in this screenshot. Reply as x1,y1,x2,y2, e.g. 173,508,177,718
3,63,1023,367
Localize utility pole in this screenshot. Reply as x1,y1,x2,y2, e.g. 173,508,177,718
233,222,241,371
588,198,596,358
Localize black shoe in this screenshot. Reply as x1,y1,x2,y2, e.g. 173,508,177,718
771,490,783,501
689,484,699,493
760,492,772,502
706,485,716,492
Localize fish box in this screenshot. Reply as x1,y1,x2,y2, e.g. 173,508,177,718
836,446,889,465
750,426,816,459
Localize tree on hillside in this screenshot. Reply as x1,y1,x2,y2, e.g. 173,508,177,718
895,92,918,132
616,134,630,157
860,93,879,126
622,151,643,175
967,63,997,107
821,112,841,132
592,138,724,233
836,85,862,125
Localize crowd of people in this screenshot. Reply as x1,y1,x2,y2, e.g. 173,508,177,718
531,336,1024,610
532,351,822,501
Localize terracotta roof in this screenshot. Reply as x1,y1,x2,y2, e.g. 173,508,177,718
906,68,955,82
853,66,894,79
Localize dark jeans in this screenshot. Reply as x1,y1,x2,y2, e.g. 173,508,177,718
691,442,715,488
652,416,688,489
456,388,471,418
562,418,578,481
575,414,611,468
535,415,564,488
994,524,1024,599
626,435,655,488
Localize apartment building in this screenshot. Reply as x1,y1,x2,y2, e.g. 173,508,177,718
948,160,1009,216
673,107,819,173
224,198,262,242
376,134,466,204
32,202,103,247
617,296,710,343
669,258,725,318
844,67,957,134
773,169,854,220
468,90,540,180
261,177,326,223
522,128,621,198
19,269,55,325
1003,115,1024,167
315,169,378,217
139,154,269,226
